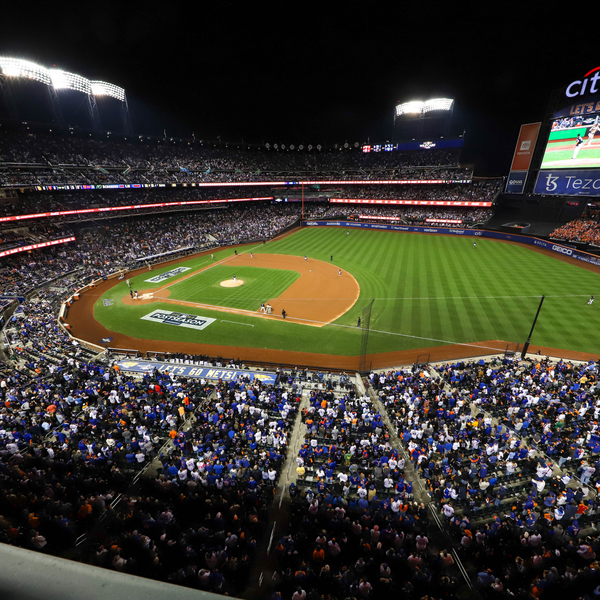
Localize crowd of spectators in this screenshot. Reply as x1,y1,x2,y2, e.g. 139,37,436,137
0,188,274,220
0,229,34,251
331,180,501,203
0,204,304,299
550,219,600,246
79,376,298,594
0,128,470,186
327,205,493,226
371,356,600,598
0,184,479,219
0,338,305,595
270,387,444,600
0,180,500,233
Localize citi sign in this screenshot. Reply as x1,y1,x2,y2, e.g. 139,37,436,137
566,66,600,97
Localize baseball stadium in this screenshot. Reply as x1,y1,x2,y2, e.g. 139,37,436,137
3,52,600,600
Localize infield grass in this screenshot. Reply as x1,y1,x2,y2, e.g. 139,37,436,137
166,265,299,310
95,227,600,356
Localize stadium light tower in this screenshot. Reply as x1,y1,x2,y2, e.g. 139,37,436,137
49,69,99,129
90,80,130,134
0,57,130,132
0,71,19,121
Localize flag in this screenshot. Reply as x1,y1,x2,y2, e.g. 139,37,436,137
123,167,131,175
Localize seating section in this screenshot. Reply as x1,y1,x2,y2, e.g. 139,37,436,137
551,218,600,246
0,126,468,186
373,359,600,598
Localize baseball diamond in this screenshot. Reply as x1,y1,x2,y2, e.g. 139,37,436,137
63,225,600,368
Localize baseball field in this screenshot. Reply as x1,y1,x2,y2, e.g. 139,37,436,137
540,136,600,169
69,226,600,368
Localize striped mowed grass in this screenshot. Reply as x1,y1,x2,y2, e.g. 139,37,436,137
96,227,600,356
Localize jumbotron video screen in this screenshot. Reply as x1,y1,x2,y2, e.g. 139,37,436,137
540,115,600,169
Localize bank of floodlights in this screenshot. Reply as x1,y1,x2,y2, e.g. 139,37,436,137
90,81,125,102
0,56,126,102
49,69,92,94
395,98,454,118
422,98,454,113
395,101,424,116
0,57,52,85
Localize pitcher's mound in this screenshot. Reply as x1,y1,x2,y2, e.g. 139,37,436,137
220,279,245,288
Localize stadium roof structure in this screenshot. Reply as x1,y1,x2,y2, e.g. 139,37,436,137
0,57,125,101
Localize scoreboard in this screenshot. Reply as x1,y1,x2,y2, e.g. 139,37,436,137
510,66,600,197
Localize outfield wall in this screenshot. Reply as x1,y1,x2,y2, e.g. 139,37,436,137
303,220,600,268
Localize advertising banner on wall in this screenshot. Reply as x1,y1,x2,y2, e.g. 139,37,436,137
509,122,541,172
116,360,278,383
505,171,529,194
534,169,600,196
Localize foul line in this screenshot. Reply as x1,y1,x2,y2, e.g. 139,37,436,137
155,293,594,303
149,295,522,352
221,320,254,327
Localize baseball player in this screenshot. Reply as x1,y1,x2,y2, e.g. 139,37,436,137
572,134,584,159
586,117,600,146
338,268,342,277
589,295,595,305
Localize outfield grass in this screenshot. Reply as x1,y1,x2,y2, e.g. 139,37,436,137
541,144,600,168
95,228,600,356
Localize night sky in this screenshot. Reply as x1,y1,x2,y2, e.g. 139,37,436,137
1,2,597,175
